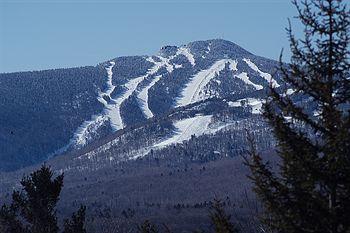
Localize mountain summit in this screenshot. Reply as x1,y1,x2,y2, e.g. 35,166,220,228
0,39,289,171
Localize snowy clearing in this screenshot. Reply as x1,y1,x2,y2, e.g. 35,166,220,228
243,58,280,88
137,75,162,118
176,47,196,66
71,61,117,147
176,59,237,107
228,98,264,114
154,115,212,148
71,114,108,146
234,72,264,90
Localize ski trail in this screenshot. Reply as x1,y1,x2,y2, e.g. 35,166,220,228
136,49,191,118
228,98,264,114
243,58,280,88
97,61,116,106
137,75,162,118
153,115,213,148
176,47,196,66
98,61,129,131
234,72,264,90
70,61,116,147
176,59,236,107
71,46,195,148
71,115,109,147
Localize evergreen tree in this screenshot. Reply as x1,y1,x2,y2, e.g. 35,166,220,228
138,220,159,233
247,0,350,233
0,165,87,233
0,204,26,233
12,165,64,233
63,206,86,233
209,199,239,233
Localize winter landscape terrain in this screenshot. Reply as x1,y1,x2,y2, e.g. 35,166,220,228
0,39,313,232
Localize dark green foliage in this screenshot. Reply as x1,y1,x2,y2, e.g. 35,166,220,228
63,206,86,233
0,204,26,233
136,200,239,233
247,0,350,233
138,220,159,233
12,165,64,233
0,165,86,233
0,66,107,171
209,200,239,233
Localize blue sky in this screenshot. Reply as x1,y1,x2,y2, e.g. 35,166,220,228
0,0,302,73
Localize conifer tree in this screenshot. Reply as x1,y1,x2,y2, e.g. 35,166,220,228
209,199,239,233
63,206,86,233
247,0,350,233
138,220,159,233
12,165,64,233
0,165,87,233
0,204,26,233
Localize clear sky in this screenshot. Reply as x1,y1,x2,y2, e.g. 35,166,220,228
0,0,302,73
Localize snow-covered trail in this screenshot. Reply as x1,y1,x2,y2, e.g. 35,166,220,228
234,72,264,90
70,46,197,148
176,47,196,66
71,115,109,146
108,77,144,130
137,75,161,118
71,61,117,147
98,61,116,106
228,98,264,114
108,58,169,129
96,61,130,131
243,58,280,88
153,115,213,149
176,59,237,107
136,47,196,118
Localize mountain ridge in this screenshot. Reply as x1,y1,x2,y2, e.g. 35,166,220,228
0,39,289,171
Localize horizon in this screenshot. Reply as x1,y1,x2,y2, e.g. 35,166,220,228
0,0,302,73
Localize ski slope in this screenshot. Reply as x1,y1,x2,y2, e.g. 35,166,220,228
228,98,264,114
137,75,162,118
176,59,237,107
176,47,196,66
71,61,116,147
153,115,213,148
71,114,108,146
234,72,264,90
243,58,280,88
137,48,194,118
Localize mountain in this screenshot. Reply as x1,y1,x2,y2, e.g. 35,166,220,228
1,39,317,232
0,39,303,172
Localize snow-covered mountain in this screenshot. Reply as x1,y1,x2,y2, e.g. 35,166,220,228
0,39,296,171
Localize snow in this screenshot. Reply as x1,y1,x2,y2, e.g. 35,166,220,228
176,47,196,66
234,72,264,90
70,61,118,147
153,56,174,73
228,98,264,114
286,88,295,95
108,75,145,130
153,115,213,148
177,59,237,107
71,115,108,146
70,59,165,148
149,46,192,74
206,45,211,54
137,75,161,118
136,55,184,118
243,58,280,88
76,115,236,161
110,58,168,127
